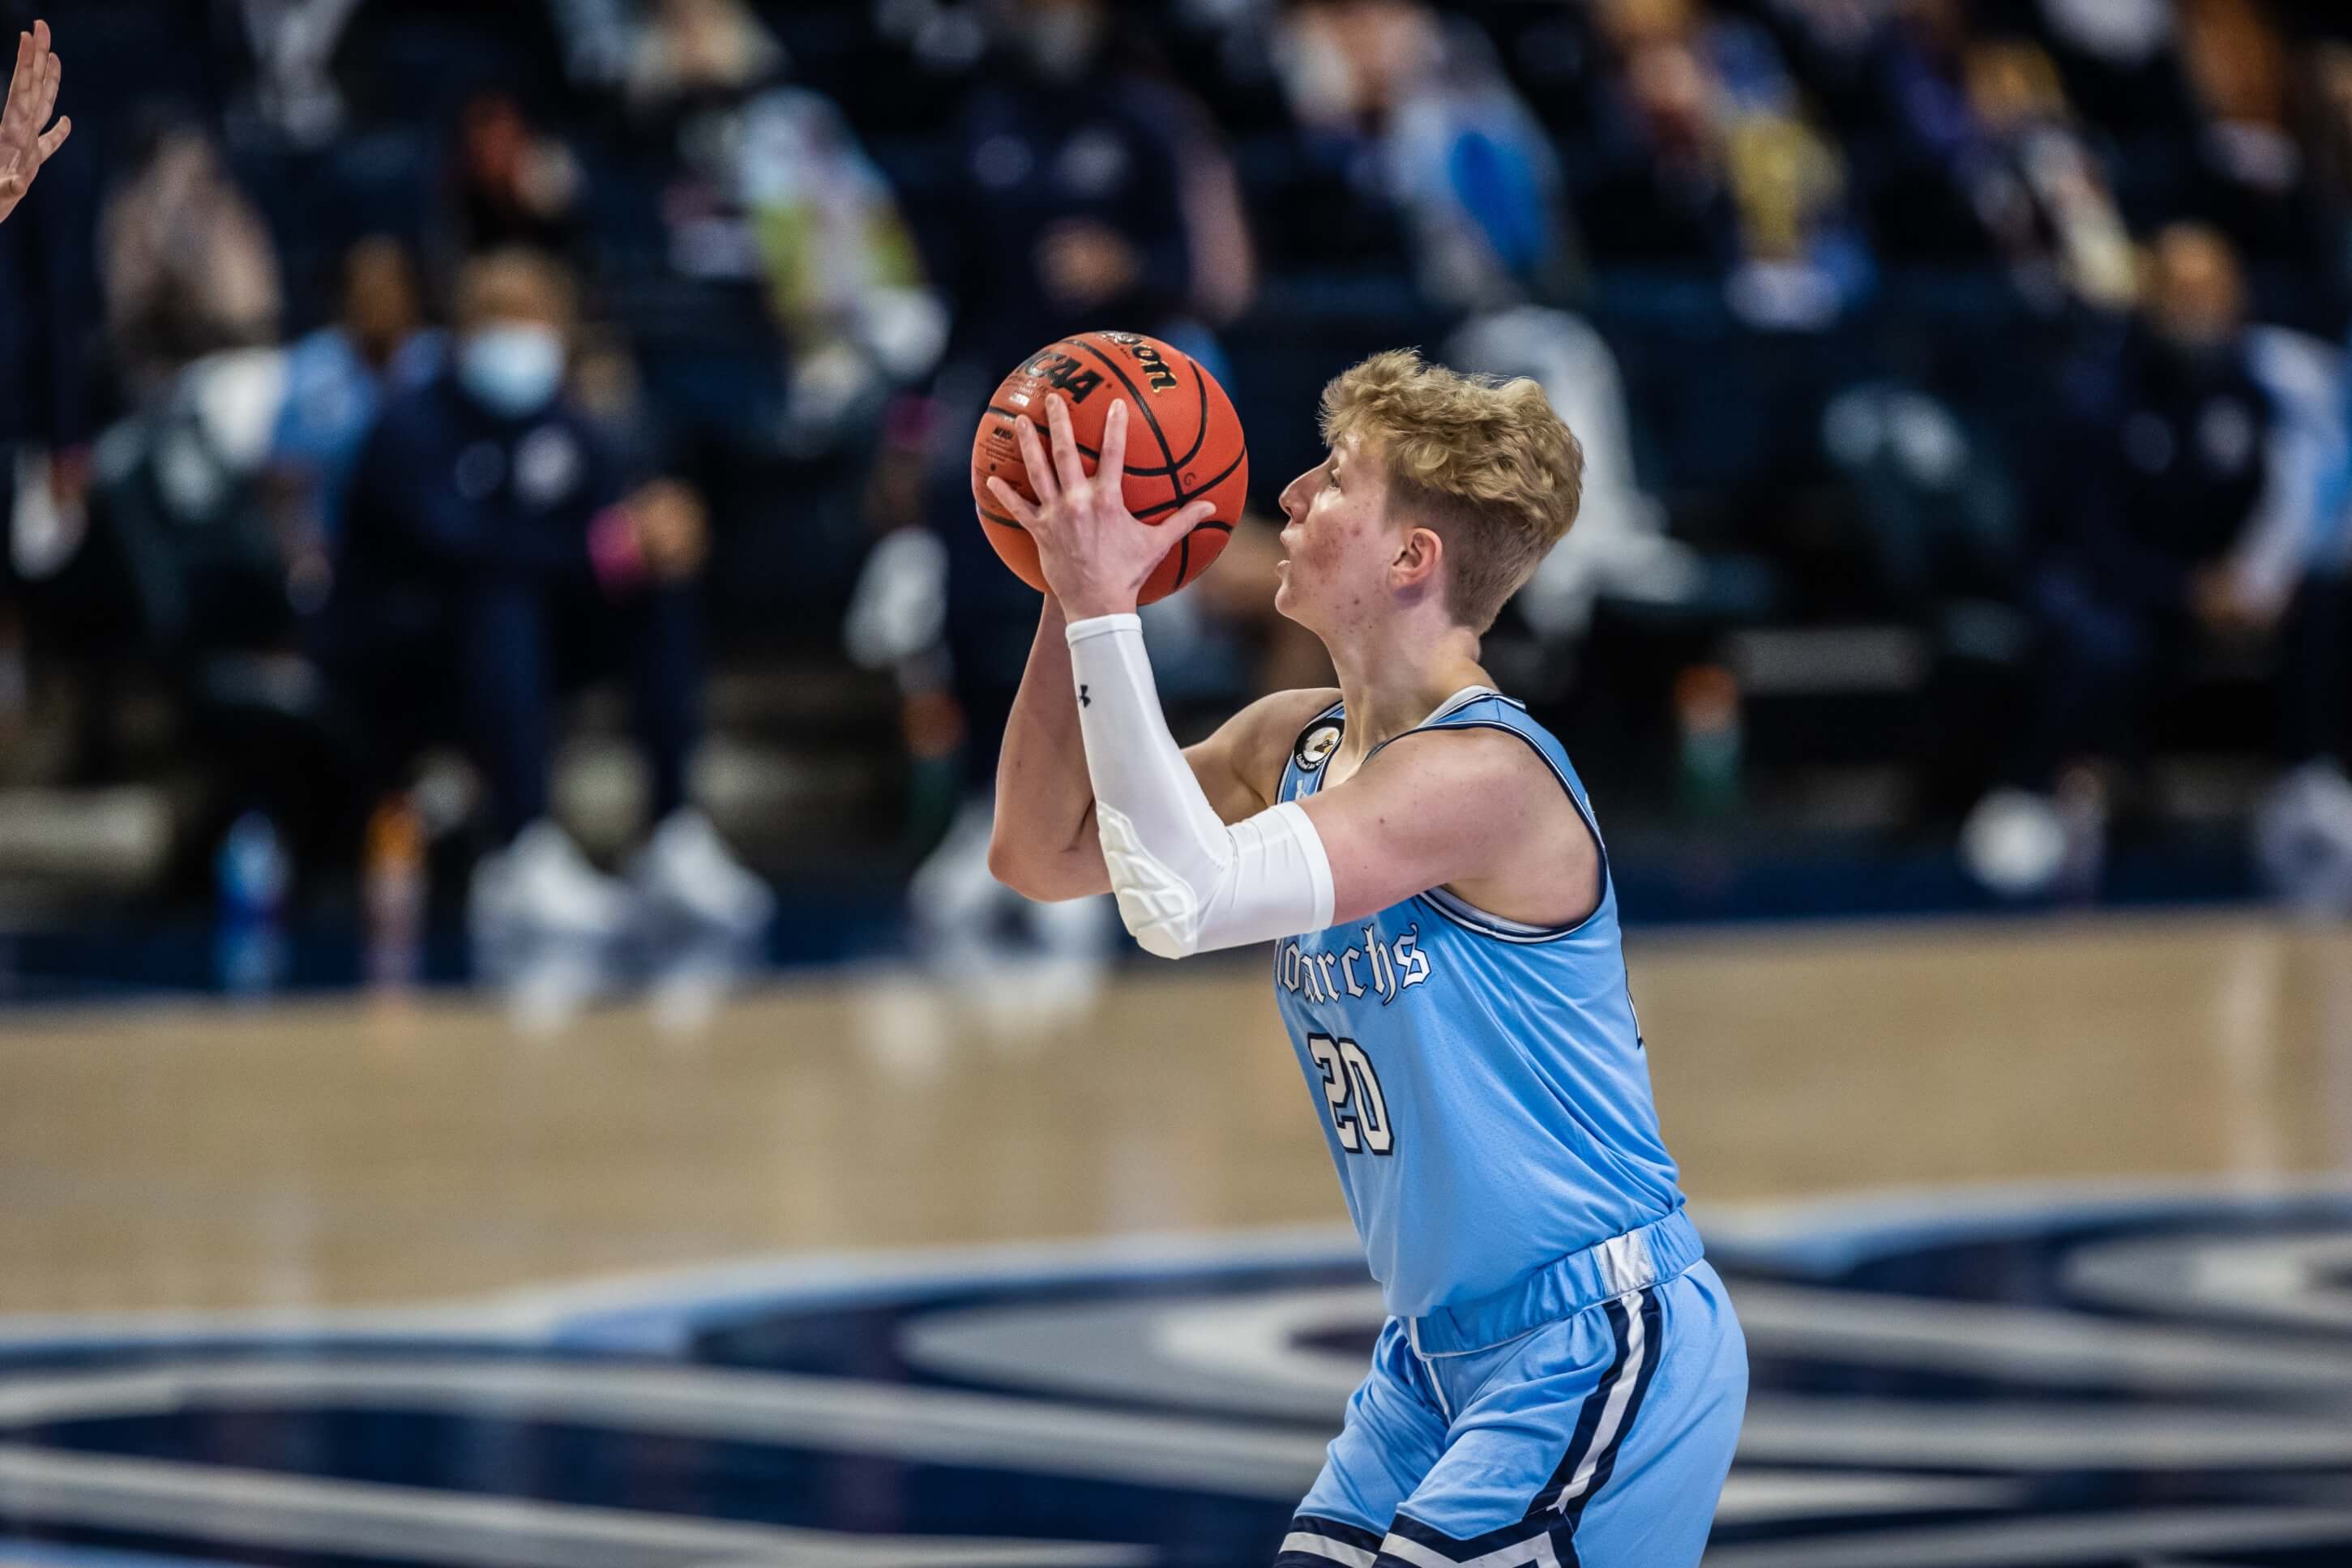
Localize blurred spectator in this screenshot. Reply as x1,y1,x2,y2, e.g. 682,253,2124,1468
1968,38,2138,313
549,0,635,93
2032,0,2203,173
1581,0,1871,327
236,0,366,147
625,0,944,455
1275,0,1572,309
268,236,446,607
442,90,585,265
1579,31,1739,267
1966,224,2341,892
100,115,283,400
2312,44,2352,294
2177,0,2320,273
1877,11,2137,314
330,249,770,942
935,0,1196,376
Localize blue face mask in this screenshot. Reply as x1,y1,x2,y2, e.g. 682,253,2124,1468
459,323,564,417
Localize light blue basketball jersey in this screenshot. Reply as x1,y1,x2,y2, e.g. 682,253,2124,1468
1272,688,1685,1321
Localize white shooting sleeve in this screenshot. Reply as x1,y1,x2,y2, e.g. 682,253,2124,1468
1065,613,1335,958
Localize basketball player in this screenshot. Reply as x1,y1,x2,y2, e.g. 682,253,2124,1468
0,19,67,227
986,352,1746,1567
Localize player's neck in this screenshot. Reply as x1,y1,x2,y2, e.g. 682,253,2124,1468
1326,617,1490,756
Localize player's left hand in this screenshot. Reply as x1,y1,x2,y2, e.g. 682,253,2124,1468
985,393,1216,622
0,21,68,228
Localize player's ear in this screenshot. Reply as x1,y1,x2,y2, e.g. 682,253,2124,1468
1391,525,1443,592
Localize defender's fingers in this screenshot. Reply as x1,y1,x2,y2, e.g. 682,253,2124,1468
1012,413,1058,504
984,476,1040,528
1045,394,1088,495
36,53,58,130
35,113,66,162
1097,399,1130,493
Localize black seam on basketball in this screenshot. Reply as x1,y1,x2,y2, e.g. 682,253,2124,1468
1180,446,1247,508
1063,337,1182,483
1189,519,1234,533
986,408,1097,462
1131,444,1247,517
1174,365,1208,468
978,508,1025,532
1174,530,1191,583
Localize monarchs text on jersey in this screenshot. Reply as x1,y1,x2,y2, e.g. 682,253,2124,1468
1272,689,1685,1320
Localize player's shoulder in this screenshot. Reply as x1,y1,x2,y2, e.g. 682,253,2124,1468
1364,711,1572,812
1205,687,1342,807
1241,686,1345,759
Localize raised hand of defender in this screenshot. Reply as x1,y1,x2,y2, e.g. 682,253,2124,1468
0,20,67,227
985,393,1217,622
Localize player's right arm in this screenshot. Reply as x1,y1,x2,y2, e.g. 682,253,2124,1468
986,601,1331,903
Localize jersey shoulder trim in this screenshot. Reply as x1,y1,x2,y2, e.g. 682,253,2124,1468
1399,716,1613,944
1277,698,1348,803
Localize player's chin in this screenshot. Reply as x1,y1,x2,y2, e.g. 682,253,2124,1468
1272,574,1306,624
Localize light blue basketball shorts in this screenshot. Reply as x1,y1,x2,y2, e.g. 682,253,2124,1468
1274,1254,1746,1568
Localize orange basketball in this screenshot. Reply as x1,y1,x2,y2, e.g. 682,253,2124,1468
970,331,1247,605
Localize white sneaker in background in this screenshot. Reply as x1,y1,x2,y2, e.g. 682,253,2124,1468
2255,760,2352,920
631,808,776,935
909,797,1005,947
909,795,1111,1039
1959,788,2068,898
468,819,632,943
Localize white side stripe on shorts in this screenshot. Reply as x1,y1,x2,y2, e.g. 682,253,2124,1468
1546,1290,1649,1513
1279,1532,1377,1568
1375,1527,1564,1568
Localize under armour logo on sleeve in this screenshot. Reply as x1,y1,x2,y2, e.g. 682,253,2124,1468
1080,685,1091,708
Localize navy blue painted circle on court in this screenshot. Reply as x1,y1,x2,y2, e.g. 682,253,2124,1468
0,1186,2348,1566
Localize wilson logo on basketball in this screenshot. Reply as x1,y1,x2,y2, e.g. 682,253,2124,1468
1102,331,1179,392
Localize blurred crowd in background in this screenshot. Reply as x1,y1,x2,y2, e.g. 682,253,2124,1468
6,0,2352,976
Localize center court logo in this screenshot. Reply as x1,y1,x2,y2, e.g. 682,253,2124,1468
0,1185,2346,1567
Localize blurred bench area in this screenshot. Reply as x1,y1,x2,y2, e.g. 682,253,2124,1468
6,0,2352,966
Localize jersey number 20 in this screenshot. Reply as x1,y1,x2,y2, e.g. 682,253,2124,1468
1307,1032,1394,1156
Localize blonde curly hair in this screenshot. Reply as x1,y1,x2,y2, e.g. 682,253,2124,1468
1319,349,1584,632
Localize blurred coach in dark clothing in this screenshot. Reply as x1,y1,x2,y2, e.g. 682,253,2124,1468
331,247,768,941
2019,224,2332,788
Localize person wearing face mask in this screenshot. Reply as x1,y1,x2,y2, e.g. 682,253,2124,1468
331,248,772,943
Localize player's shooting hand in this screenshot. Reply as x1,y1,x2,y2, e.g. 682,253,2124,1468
986,394,1215,622
0,21,68,227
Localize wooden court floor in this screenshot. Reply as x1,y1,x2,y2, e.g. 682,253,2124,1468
0,912,2347,1318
